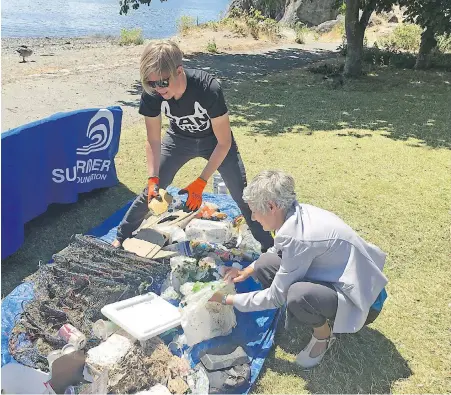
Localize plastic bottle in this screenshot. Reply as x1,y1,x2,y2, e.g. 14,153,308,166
213,172,228,194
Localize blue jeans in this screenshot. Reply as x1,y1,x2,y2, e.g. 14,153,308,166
116,132,273,250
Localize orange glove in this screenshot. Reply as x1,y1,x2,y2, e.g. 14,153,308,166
178,177,207,211
147,176,160,204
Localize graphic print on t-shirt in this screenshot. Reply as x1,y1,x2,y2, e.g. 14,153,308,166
162,101,211,134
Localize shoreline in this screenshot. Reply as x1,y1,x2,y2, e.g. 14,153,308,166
1,35,130,55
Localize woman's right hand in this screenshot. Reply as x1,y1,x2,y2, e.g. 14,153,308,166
224,266,253,283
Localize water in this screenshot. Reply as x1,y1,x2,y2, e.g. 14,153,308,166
1,0,230,38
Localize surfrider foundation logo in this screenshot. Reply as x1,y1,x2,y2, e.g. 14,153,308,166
76,109,114,155
162,101,210,133
52,109,114,184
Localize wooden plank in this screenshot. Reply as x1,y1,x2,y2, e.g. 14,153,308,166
122,238,160,258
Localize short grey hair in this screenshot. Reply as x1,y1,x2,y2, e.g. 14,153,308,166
243,170,296,214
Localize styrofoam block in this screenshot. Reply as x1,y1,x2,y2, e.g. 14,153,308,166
86,333,133,368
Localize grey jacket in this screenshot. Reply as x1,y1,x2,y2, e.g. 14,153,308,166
233,202,388,333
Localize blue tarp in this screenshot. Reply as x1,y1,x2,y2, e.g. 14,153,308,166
1,190,279,393
1,107,122,259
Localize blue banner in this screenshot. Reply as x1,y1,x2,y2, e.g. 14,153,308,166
1,106,122,259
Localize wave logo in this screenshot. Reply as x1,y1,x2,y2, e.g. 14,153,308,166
76,109,114,155
52,108,115,184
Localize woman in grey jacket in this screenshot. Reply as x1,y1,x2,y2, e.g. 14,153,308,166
210,170,388,368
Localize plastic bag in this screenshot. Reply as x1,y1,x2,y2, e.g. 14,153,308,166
153,224,186,243
180,281,236,346
160,286,181,303
234,220,261,253
187,365,210,395
185,219,232,244
190,240,260,263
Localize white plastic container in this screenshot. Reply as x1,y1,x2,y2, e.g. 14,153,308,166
61,344,76,355
1,363,50,394
185,219,232,244
101,292,181,342
93,319,119,340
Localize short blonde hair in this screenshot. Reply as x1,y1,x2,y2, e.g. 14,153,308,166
140,40,183,94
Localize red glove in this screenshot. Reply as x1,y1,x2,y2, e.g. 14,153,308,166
147,176,160,204
178,177,207,211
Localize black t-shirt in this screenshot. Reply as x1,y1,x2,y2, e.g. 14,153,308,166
139,68,228,138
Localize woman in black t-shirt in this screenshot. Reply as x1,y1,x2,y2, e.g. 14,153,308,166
113,41,273,251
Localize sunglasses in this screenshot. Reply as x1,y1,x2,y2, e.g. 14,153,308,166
148,77,170,89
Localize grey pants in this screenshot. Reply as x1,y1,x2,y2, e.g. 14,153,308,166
116,132,273,250
253,253,338,328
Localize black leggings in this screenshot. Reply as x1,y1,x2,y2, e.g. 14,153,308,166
116,132,273,250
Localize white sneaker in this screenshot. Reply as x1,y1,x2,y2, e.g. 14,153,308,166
295,333,336,368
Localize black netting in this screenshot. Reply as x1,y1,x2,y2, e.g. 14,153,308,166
9,234,170,371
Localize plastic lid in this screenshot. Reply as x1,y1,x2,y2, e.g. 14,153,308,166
101,293,181,341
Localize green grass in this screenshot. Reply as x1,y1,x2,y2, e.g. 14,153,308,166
2,66,450,393
119,27,144,46
206,39,218,53
177,15,196,36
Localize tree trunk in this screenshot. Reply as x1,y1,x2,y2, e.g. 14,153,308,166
344,0,366,77
415,27,437,70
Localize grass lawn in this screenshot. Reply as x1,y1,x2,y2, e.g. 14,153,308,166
2,65,450,393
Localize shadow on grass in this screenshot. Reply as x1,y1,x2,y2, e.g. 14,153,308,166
260,324,411,393
120,53,450,149
227,68,451,149
182,48,335,84
117,47,337,109
1,182,136,296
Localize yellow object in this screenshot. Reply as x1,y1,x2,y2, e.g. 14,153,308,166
148,188,173,215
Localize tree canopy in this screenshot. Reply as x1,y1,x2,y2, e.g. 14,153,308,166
400,0,451,35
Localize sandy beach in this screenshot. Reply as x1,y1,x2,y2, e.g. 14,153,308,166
1,33,338,132
2,35,145,131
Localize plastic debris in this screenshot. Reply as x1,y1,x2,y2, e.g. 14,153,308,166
87,334,133,369
187,364,210,395
180,281,237,346
185,219,232,244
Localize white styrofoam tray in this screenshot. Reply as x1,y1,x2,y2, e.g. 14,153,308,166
101,292,181,342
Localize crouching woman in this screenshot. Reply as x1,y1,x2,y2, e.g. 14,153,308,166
210,170,388,368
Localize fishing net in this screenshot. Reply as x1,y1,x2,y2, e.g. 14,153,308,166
8,234,170,372
108,337,190,394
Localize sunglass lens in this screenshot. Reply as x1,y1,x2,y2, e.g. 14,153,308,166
148,79,169,89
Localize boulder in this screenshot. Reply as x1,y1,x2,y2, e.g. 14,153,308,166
280,0,339,26
315,19,341,33
228,0,339,26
